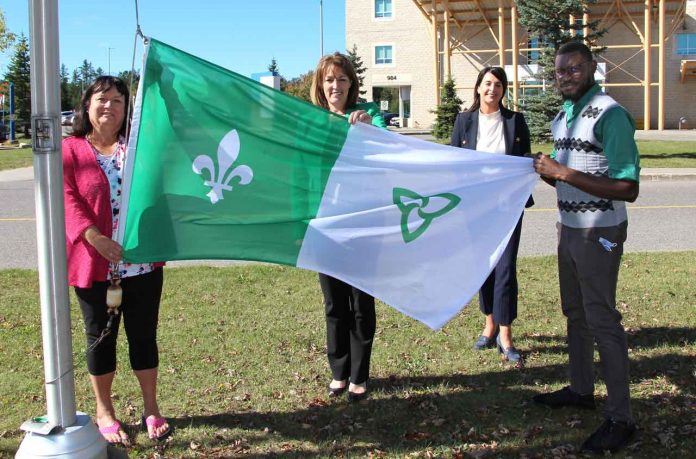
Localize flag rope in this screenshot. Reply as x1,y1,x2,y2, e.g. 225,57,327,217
125,0,147,145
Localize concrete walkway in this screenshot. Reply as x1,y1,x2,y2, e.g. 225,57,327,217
1,165,694,183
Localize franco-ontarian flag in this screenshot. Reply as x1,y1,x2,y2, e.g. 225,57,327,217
118,39,538,330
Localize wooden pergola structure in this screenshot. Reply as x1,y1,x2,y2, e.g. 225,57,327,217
411,0,687,130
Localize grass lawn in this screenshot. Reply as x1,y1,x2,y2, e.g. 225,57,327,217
2,140,696,172
1,252,694,458
0,147,33,172
532,140,696,168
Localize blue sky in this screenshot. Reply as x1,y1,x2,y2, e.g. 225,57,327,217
1,0,346,80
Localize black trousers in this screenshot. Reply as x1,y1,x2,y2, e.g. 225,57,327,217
75,268,164,376
479,214,523,326
319,274,376,385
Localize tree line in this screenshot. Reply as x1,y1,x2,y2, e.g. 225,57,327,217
1,32,364,136
1,31,139,134
270,44,367,104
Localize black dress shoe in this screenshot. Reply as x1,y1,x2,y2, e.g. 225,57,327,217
581,419,636,453
347,390,368,403
532,386,596,410
328,384,347,398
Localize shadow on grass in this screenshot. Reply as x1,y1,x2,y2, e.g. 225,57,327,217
157,331,694,457
5,327,692,457
639,152,696,159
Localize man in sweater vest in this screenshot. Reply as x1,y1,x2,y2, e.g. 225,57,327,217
533,41,640,454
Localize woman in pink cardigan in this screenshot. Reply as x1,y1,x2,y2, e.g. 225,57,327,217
63,76,169,445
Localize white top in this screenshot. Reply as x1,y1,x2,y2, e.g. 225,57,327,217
476,110,506,155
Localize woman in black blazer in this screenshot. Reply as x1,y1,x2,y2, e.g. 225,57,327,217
451,66,533,364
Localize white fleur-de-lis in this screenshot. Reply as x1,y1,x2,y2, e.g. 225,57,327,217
192,130,253,204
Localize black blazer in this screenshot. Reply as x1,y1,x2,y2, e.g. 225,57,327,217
450,107,534,208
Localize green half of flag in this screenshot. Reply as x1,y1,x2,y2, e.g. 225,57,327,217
121,39,350,265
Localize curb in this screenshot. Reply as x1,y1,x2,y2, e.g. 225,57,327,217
640,172,696,181
1,167,695,183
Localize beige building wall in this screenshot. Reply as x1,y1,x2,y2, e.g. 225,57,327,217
346,0,696,129
346,0,437,128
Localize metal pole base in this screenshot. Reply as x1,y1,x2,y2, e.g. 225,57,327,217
16,412,106,459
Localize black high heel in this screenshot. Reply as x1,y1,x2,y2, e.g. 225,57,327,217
347,383,368,403
328,385,347,397
347,390,368,403
328,380,347,398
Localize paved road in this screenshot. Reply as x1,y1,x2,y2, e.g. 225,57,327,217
520,179,696,256
1,170,694,269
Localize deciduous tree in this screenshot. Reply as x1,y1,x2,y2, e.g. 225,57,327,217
285,71,314,103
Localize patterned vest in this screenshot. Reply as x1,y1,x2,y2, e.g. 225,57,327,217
551,92,628,228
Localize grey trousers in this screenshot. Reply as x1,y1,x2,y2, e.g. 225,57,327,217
558,222,633,423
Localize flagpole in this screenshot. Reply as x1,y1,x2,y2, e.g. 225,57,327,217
17,0,105,456
319,0,324,57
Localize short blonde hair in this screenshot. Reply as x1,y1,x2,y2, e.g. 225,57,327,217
310,52,359,110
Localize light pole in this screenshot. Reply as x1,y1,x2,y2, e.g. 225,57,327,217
108,47,115,75
17,1,107,456
319,0,324,57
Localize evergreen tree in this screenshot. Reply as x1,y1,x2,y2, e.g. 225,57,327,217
266,58,287,90
60,64,74,110
516,0,605,141
3,34,31,133
118,70,141,104
267,58,280,74
78,59,98,86
431,77,462,141
346,44,366,102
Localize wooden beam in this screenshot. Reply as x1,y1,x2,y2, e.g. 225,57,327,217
498,1,505,67
658,0,665,130
583,12,590,44
411,0,433,23
433,3,441,105
473,0,498,45
511,3,519,109
618,0,645,42
444,8,451,79
643,0,651,130
441,0,467,39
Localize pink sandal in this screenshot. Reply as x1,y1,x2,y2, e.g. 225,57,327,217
98,420,129,445
142,415,171,441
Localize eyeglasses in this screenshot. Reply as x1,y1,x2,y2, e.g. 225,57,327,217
555,61,591,78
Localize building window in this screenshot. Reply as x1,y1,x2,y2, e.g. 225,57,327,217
375,45,393,65
375,0,392,18
528,38,540,63
573,18,585,38
676,33,696,55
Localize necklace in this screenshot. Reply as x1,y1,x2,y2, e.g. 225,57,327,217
87,134,119,156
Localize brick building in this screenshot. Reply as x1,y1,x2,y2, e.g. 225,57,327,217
346,0,696,129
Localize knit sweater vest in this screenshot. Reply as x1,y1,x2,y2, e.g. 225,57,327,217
551,92,628,228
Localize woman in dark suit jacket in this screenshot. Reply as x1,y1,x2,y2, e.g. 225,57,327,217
451,66,533,364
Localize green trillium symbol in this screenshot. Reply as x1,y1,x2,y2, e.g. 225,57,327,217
393,187,461,243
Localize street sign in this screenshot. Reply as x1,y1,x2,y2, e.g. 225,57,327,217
380,100,389,111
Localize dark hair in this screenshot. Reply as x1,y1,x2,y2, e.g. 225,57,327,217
72,76,130,138
468,66,508,112
557,41,594,61
310,52,359,110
